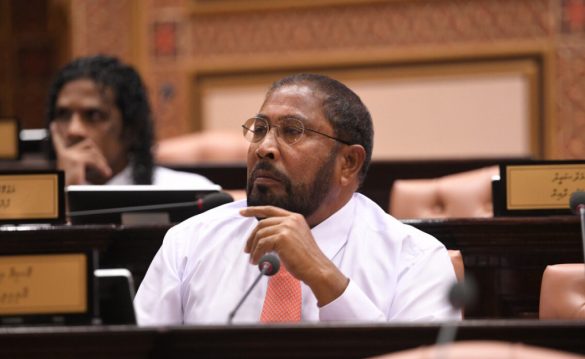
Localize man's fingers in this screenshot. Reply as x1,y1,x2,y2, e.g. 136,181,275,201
244,216,284,253
240,206,290,218
87,150,112,179
51,130,114,184
248,234,277,264
50,122,66,152
69,143,113,180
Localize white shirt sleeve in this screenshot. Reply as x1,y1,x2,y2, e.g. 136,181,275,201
134,228,185,326
389,245,461,321
320,245,460,322
319,280,386,322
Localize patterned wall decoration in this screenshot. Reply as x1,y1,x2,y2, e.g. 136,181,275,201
556,42,585,158
190,0,553,57
150,71,192,138
153,21,178,58
145,1,191,139
153,0,186,8
71,0,134,60
561,0,585,33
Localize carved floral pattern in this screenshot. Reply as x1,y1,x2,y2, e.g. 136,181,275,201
557,42,585,158
191,0,553,57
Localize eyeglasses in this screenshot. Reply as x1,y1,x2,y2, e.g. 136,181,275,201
241,117,352,145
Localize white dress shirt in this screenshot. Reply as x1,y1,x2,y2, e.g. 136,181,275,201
107,166,215,187
134,193,460,325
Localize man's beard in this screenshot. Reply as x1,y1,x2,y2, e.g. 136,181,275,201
246,152,337,218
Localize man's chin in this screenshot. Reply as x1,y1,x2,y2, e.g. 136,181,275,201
247,186,287,207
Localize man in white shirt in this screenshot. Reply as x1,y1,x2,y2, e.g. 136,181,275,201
134,73,460,325
47,55,213,187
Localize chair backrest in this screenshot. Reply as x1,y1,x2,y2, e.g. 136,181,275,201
155,130,248,164
389,166,499,219
369,340,585,359
448,249,464,283
539,263,585,320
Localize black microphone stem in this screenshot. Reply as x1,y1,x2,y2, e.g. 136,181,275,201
227,265,269,325
436,318,458,345
579,205,585,278
435,311,458,359
68,200,199,217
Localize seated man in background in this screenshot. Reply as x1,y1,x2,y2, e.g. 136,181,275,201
134,73,459,325
47,55,214,187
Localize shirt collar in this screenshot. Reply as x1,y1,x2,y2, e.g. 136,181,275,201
106,165,133,185
310,195,356,260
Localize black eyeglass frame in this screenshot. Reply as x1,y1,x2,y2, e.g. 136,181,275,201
241,116,352,146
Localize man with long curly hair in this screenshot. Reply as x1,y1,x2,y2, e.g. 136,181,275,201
47,55,214,187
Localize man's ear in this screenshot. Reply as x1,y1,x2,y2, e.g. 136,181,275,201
339,144,366,187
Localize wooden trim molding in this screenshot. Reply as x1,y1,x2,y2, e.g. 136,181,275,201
190,0,399,14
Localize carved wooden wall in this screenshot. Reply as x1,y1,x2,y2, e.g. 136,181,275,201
6,0,584,159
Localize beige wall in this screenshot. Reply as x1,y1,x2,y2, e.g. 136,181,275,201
202,72,531,159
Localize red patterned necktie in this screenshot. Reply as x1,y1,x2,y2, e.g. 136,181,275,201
260,264,302,322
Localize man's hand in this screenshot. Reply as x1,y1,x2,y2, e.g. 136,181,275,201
240,205,349,306
50,122,112,185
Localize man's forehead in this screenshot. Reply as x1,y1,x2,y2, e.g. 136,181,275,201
57,79,115,106
259,84,325,121
272,83,316,96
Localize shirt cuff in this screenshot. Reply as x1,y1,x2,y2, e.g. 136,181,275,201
318,279,386,322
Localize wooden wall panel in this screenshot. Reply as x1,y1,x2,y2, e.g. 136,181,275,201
70,0,136,61
21,0,585,159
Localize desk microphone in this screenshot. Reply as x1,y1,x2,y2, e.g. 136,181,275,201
569,191,585,276
435,276,477,359
227,252,280,324
68,191,233,217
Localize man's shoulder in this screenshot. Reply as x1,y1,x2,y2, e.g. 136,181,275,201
352,193,442,249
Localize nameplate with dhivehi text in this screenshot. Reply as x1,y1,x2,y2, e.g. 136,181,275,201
506,163,585,210
0,172,64,223
0,253,87,316
0,119,19,159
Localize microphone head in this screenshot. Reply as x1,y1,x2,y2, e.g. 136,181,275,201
258,253,280,276
198,192,233,211
569,191,585,214
448,276,477,310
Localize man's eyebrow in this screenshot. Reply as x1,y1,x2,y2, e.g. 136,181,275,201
254,114,269,120
254,114,308,123
280,114,307,122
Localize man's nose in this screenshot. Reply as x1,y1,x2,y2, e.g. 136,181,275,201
66,113,88,138
255,127,280,160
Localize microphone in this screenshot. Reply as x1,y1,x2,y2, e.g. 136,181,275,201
227,252,280,324
569,191,585,214
435,276,477,359
68,191,233,218
569,192,585,277
196,192,234,212
446,277,477,313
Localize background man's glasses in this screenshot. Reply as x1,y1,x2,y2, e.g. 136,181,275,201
242,117,351,145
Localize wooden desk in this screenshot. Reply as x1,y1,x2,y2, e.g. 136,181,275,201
0,320,583,358
410,216,583,318
0,216,581,319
